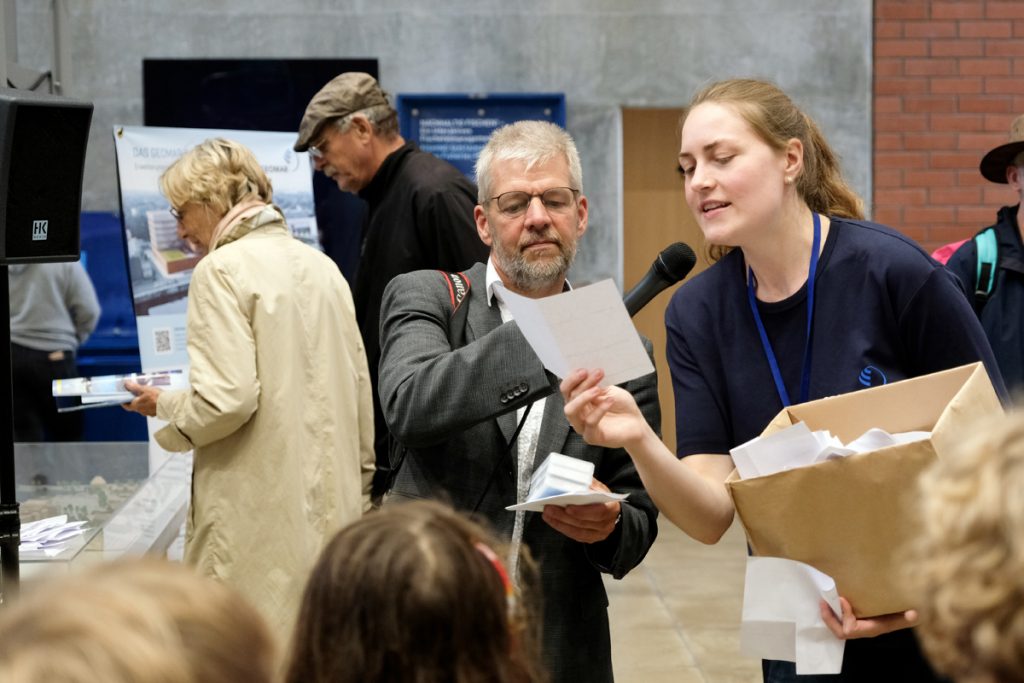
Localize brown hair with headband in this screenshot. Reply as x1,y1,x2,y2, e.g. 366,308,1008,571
284,499,547,683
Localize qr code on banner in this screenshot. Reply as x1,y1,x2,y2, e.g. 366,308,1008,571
154,328,173,355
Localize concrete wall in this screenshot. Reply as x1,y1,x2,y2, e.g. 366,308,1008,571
10,1,871,285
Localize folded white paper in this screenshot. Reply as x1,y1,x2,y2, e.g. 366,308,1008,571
506,490,629,512
19,514,89,558
495,279,654,387
740,556,845,675
731,421,931,480
505,452,629,512
731,422,821,479
527,452,594,499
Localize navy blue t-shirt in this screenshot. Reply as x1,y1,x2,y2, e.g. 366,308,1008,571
667,217,1003,457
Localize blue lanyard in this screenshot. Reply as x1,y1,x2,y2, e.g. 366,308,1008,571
746,212,821,408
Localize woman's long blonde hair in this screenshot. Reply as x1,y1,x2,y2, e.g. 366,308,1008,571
681,78,864,261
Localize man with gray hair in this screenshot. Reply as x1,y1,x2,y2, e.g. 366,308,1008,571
377,120,659,683
295,72,488,498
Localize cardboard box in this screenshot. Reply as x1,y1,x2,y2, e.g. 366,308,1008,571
725,362,1001,618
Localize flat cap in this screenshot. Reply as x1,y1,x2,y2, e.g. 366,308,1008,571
293,72,389,152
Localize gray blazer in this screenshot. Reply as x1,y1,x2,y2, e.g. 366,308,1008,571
379,262,660,683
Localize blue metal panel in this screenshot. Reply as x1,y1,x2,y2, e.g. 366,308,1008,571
77,211,146,440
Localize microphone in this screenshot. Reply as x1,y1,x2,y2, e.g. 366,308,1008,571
623,242,697,317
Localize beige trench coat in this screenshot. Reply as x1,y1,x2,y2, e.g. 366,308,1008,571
155,206,374,646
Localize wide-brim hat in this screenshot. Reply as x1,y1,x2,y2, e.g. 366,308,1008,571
980,114,1024,184
293,72,390,152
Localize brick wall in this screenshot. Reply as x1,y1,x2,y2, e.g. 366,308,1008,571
874,0,1024,253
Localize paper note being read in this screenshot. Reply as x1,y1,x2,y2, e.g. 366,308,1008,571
495,279,654,387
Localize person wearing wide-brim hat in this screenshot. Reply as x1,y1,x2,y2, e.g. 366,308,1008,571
980,114,1024,184
946,114,1024,395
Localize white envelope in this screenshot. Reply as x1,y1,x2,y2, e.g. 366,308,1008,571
506,490,629,512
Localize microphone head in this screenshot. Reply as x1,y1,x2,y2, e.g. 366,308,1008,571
654,242,697,283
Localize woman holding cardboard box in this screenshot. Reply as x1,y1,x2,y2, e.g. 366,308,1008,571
561,78,1003,682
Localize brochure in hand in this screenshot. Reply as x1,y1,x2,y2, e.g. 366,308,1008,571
52,369,188,412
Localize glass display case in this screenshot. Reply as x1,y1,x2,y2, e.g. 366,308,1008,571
14,442,190,578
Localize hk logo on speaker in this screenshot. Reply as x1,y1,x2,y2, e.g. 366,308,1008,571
32,220,48,241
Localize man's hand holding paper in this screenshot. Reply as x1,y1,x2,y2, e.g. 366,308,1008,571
542,478,622,544
507,452,627,543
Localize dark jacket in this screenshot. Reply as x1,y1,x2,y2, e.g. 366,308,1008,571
378,262,660,683
947,205,1024,395
355,141,490,480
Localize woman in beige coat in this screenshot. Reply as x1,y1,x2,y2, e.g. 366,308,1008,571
124,138,374,648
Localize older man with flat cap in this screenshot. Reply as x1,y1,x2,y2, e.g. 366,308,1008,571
947,114,1024,395
296,73,488,498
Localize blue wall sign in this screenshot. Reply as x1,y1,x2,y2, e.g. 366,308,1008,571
396,93,566,178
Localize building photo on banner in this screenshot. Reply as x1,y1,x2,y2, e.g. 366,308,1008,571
111,125,317,466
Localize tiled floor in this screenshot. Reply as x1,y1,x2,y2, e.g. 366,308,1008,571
606,519,762,683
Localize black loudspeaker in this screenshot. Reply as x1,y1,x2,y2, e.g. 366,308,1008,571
0,88,93,264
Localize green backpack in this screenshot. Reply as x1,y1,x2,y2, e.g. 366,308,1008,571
974,226,998,307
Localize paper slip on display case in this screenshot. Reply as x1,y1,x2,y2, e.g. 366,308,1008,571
14,442,190,578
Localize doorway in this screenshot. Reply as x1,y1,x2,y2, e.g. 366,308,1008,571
622,108,707,454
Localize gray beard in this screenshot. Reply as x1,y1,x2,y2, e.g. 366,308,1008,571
492,238,577,293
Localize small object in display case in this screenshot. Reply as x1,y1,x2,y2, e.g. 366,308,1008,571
15,442,190,574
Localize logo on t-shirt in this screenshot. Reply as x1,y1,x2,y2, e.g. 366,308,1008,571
858,365,887,387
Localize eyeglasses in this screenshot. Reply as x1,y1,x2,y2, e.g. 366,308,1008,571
169,207,182,220
486,187,579,218
307,144,324,160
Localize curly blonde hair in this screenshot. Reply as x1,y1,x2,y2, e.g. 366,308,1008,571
911,410,1024,683
160,137,273,218
0,557,276,683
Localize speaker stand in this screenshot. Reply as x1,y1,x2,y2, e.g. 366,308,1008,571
0,264,21,602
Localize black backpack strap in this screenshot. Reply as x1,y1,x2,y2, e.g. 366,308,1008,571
384,271,473,497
